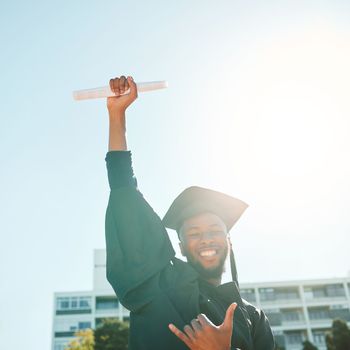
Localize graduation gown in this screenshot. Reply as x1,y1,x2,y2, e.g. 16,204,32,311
105,151,275,350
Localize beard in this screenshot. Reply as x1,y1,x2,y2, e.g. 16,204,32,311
186,247,228,279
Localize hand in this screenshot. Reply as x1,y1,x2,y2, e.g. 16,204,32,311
107,75,138,117
168,303,237,350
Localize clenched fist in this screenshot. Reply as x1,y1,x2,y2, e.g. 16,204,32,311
107,75,138,117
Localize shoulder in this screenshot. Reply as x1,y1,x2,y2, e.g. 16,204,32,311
159,257,199,287
169,257,199,280
242,299,263,319
241,299,270,326
241,299,275,348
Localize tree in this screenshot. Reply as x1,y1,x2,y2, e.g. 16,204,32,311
326,319,350,350
326,333,336,350
94,318,129,350
274,345,285,350
302,340,318,350
65,329,94,350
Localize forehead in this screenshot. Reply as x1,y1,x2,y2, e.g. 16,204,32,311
181,212,226,231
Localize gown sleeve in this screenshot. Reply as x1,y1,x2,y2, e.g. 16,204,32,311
104,151,175,311
246,304,275,350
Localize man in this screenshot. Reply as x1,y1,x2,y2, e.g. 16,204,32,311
104,75,274,350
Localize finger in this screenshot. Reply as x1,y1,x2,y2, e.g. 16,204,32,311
197,313,214,328
109,78,119,96
124,78,130,92
109,79,115,95
190,319,202,332
222,303,237,330
112,77,120,96
183,325,196,341
168,324,191,347
127,76,138,99
119,75,126,94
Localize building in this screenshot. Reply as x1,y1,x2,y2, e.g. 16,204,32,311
240,277,350,349
52,250,350,350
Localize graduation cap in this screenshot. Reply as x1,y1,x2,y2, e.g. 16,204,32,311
162,186,248,285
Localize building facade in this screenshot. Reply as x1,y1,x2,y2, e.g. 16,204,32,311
52,250,350,350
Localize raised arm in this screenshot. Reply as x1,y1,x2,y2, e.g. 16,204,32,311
104,76,175,312
107,75,137,151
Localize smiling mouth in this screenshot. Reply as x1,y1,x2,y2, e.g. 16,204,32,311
199,249,218,257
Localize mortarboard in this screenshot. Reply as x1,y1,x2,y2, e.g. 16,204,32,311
162,186,248,232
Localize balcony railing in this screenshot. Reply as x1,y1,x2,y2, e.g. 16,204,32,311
281,318,306,326
260,297,302,305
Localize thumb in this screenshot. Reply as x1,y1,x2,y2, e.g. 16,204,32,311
222,303,237,330
127,76,138,100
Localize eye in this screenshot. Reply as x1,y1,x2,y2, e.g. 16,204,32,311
188,232,200,239
210,231,225,237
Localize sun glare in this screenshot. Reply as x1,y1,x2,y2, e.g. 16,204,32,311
207,20,350,210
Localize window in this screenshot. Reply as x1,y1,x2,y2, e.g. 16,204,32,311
54,345,65,350
309,307,330,320
79,321,91,329
259,288,275,301
79,297,91,309
313,330,327,345
284,312,299,321
96,296,119,310
54,340,69,350
305,284,345,299
313,286,326,298
240,289,256,302
259,287,299,301
329,307,350,321
326,284,345,297
330,304,348,309
277,288,299,300
265,309,282,326
71,297,78,309
55,318,91,332
281,309,302,322
285,331,303,345
57,297,70,310
56,296,92,314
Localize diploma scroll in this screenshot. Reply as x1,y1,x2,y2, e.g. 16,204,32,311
73,81,168,101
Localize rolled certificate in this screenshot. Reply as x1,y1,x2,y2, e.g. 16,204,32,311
73,80,168,101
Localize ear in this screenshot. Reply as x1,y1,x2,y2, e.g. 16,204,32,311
178,241,186,257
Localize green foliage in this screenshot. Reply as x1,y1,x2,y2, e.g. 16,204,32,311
94,318,129,350
274,345,285,350
302,340,318,350
326,319,350,350
65,329,94,350
326,332,336,350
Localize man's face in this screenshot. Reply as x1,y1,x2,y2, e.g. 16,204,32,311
179,212,229,279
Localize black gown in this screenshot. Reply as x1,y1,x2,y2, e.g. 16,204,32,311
104,151,275,350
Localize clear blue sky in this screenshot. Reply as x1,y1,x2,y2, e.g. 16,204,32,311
1,0,349,349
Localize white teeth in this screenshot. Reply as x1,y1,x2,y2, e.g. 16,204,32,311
200,250,217,257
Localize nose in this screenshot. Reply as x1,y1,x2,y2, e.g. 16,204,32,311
200,231,215,243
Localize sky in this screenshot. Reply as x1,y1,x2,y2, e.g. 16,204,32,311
1,0,350,349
